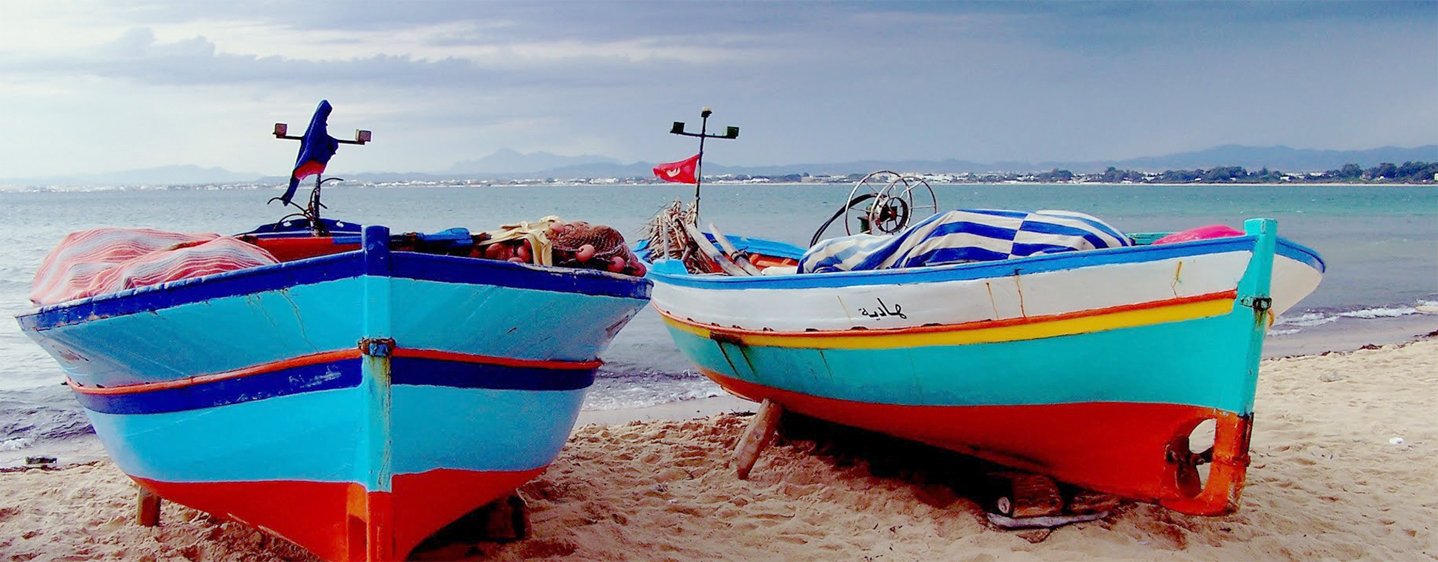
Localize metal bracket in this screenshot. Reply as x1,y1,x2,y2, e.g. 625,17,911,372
359,337,396,357
1241,296,1272,312
709,331,744,346
274,123,371,145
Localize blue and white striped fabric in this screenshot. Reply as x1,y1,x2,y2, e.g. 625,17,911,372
798,209,1132,274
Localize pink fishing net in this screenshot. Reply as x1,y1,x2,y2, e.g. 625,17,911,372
30,228,278,306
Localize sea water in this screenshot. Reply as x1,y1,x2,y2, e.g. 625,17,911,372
1,183,1434,465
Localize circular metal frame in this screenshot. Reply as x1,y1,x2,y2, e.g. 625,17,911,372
843,171,939,235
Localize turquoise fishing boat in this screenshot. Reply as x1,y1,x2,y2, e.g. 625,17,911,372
16,102,652,561
642,172,1323,516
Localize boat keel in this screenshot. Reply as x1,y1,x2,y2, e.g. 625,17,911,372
707,370,1254,516
132,466,545,561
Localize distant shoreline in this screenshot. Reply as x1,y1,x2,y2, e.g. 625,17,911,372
4,180,1437,192
4,158,1435,189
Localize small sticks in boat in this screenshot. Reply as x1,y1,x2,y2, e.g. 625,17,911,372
643,200,707,273
643,200,751,275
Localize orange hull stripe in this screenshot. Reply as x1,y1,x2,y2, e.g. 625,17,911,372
67,349,360,396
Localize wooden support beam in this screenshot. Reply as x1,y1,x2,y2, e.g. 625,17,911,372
486,494,528,542
732,399,783,480
988,471,1063,519
136,487,161,527
410,493,529,558
1065,488,1122,515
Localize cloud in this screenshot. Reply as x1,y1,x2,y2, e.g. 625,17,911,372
2,16,768,92
0,0,1432,178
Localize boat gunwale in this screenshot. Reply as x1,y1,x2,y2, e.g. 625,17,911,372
17,246,652,331
646,232,1324,291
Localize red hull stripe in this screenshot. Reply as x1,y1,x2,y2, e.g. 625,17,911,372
249,236,360,262
133,466,545,562
705,370,1243,509
661,289,1238,340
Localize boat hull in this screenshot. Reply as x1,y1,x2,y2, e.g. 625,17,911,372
648,219,1322,515
18,226,651,561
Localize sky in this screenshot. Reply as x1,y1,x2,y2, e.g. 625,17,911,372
1,0,1434,178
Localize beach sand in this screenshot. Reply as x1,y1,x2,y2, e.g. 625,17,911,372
3,338,1435,561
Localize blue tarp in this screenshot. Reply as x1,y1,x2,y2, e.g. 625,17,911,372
798,209,1132,274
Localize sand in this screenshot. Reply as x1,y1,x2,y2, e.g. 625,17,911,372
3,338,1435,562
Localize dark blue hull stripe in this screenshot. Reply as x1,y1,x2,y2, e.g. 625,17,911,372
390,356,596,391
73,360,364,415
75,356,596,415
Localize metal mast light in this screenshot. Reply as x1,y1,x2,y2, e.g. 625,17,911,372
668,107,739,219
270,118,371,235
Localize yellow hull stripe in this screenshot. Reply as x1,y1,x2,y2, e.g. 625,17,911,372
658,296,1236,350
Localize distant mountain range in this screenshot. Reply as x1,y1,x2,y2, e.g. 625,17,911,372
2,145,1434,187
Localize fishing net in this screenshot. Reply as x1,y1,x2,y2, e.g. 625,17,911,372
476,216,643,275
550,221,627,265
30,228,279,306
550,220,644,274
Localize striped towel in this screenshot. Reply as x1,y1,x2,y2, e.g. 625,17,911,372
30,228,279,306
798,209,1132,274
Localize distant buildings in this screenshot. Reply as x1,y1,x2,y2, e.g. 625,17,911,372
362,160,1438,187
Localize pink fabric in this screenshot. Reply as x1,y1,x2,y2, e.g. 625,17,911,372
1152,224,1244,245
30,228,278,306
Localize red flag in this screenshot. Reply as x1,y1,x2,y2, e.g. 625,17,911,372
653,154,700,184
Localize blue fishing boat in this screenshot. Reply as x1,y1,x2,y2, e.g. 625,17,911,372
16,103,652,561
